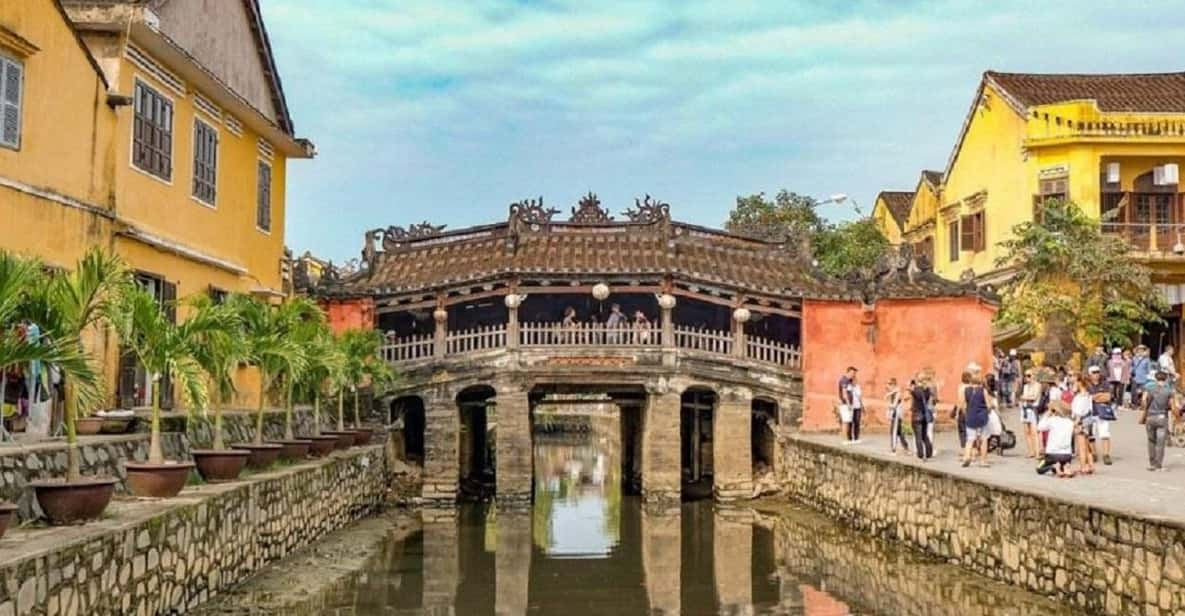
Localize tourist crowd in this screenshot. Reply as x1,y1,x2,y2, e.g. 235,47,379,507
836,344,1183,475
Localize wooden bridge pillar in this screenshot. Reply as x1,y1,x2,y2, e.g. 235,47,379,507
713,386,753,501
642,504,681,615
641,384,681,505
422,509,460,608
496,380,533,504
496,510,532,615
422,387,459,504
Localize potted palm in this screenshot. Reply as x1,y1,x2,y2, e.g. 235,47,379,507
301,329,345,456
322,332,363,449
186,295,251,482
110,287,228,497
272,298,323,460
24,250,126,525
342,329,393,446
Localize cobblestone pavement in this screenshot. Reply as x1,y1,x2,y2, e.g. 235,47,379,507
800,407,1185,524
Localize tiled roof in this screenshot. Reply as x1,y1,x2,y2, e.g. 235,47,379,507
986,71,1185,113
876,191,915,229
921,170,943,188
336,220,851,300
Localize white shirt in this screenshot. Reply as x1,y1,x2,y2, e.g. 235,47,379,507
848,383,863,409
1037,415,1075,455
1159,353,1177,376
1071,392,1092,420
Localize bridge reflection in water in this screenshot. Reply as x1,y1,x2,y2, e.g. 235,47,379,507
278,428,1071,616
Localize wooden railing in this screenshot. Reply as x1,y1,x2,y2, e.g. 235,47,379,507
378,323,802,369
1102,222,1185,255
519,322,662,347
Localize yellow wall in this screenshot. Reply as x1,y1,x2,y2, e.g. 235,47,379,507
872,196,903,244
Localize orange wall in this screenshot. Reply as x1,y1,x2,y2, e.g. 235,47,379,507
323,298,375,333
801,297,996,432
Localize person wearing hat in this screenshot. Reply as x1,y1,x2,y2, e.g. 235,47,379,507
1036,399,1075,477
1106,347,1131,410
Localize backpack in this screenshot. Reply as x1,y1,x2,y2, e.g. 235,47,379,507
1060,388,1074,405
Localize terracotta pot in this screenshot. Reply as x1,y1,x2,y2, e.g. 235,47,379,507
321,431,357,450
271,439,312,460
307,436,339,457
232,443,284,469
191,449,250,483
125,461,195,498
30,477,117,525
99,417,133,434
0,502,16,539
350,428,374,446
75,417,103,435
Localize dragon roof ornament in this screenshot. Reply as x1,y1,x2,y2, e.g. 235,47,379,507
623,194,671,223
569,192,613,224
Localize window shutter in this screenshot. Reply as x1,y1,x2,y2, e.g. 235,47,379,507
960,215,974,251
1,58,22,148
974,212,986,251
117,349,138,409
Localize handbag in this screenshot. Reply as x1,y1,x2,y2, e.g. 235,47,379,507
1093,402,1117,422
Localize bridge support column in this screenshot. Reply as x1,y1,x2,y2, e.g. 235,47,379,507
422,509,459,608
496,380,533,505
423,388,459,505
713,509,753,610
641,385,681,505
496,510,532,615
642,504,681,615
713,386,753,501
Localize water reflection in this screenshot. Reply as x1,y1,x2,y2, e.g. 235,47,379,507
211,428,1072,616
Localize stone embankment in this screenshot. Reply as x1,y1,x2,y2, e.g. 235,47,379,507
780,435,1185,616
0,444,388,615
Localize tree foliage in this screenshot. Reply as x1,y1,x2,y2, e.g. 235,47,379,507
724,190,891,276
994,199,1165,350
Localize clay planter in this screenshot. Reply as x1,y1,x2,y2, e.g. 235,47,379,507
233,443,284,469
30,477,117,525
75,417,103,435
350,428,375,446
125,461,195,498
191,449,250,483
99,417,133,434
271,439,312,460
0,502,16,539
307,436,339,457
322,431,357,450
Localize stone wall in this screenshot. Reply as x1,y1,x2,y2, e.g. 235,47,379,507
0,445,388,615
780,436,1185,616
0,407,350,523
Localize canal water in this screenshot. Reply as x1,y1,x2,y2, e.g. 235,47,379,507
205,429,1071,615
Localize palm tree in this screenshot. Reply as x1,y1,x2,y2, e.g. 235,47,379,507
108,287,233,464
338,329,388,429
234,295,318,445
186,295,247,450
298,327,344,437
17,249,125,480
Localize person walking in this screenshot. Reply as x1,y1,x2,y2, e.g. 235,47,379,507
837,367,861,444
951,371,971,451
961,370,994,468
1019,369,1041,459
1131,345,1152,410
886,378,909,455
1036,400,1075,477
1087,365,1117,465
1141,370,1178,471
909,374,933,460
998,349,1020,407
1106,347,1130,410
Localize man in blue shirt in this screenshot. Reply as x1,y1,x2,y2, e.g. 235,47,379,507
1131,345,1152,409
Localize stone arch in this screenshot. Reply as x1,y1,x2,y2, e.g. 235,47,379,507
680,385,718,500
390,395,427,463
456,384,498,495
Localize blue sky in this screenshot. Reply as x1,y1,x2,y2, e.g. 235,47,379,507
261,0,1185,264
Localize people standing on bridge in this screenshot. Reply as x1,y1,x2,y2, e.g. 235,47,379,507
886,378,909,455
908,374,932,460
1140,370,1178,472
605,303,625,344
1106,347,1130,410
960,370,993,468
837,367,862,444
632,310,651,344
1087,365,1116,466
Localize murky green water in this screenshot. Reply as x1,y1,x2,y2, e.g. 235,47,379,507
208,432,1071,615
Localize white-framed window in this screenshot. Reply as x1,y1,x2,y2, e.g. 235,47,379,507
256,160,272,232
132,79,173,181
192,118,218,206
0,54,23,150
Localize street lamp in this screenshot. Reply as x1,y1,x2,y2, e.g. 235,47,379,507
816,193,863,215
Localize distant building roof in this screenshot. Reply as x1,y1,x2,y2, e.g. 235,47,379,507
920,170,943,189
986,70,1185,113
875,191,915,229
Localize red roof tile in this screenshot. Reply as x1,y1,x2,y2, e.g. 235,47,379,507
986,71,1185,113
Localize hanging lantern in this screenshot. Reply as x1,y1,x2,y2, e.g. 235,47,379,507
592,283,610,301
433,307,448,323
657,293,676,310
504,293,524,309
732,307,751,323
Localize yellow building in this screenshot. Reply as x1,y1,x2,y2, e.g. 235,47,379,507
0,0,314,408
878,70,1185,352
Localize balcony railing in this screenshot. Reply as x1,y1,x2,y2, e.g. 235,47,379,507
1102,222,1185,255
378,322,802,370
1027,119,1185,143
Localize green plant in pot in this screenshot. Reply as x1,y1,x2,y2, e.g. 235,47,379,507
23,250,127,525
186,295,251,482
271,298,323,460
109,287,229,498
300,327,345,456
339,328,389,445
